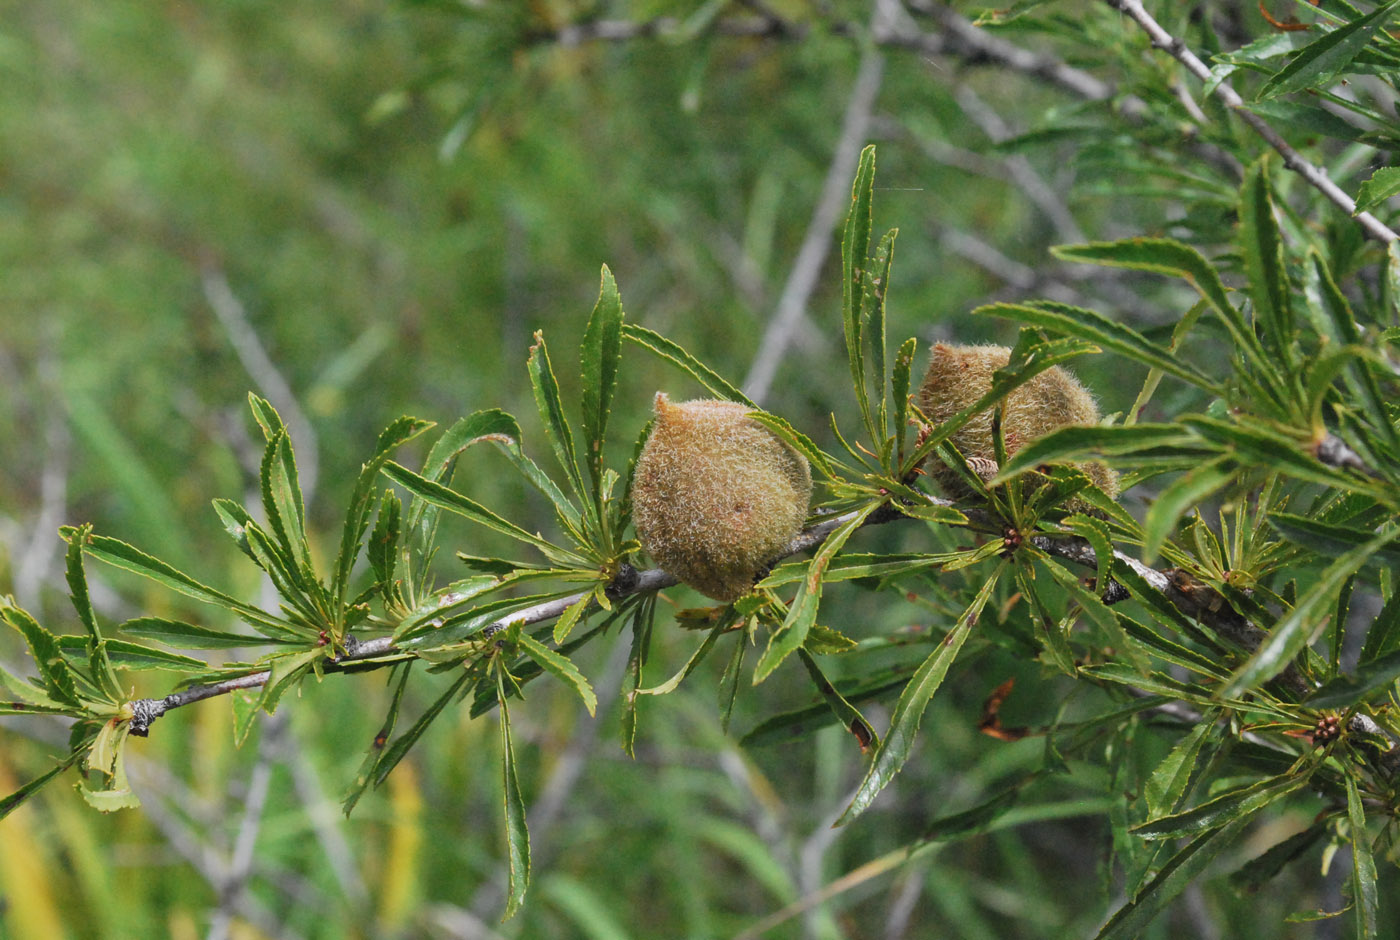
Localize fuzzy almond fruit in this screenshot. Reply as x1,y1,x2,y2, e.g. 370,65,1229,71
916,343,1118,502
631,394,812,602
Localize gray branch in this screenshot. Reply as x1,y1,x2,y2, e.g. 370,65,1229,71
742,0,889,404
121,481,1395,762
1102,0,1399,244
202,267,320,496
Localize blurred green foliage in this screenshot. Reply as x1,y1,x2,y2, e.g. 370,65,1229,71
4,0,1400,938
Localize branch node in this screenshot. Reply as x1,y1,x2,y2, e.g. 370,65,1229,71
128,697,166,737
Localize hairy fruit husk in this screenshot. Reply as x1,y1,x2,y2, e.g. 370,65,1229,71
916,343,1118,502
631,394,812,602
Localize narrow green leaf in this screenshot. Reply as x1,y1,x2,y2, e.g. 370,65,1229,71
1269,513,1400,569
0,661,70,710
919,780,1032,843
1081,664,1227,710
1239,159,1293,360
620,597,655,757
863,227,897,439
343,662,413,815
753,503,880,683
420,410,585,548
843,145,877,435
119,617,285,649
1346,775,1379,939
1142,459,1235,564
892,336,917,464
797,649,877,753
260,428,315,588
0,701,76,716
1095,818,1249,940
976,300,1219,391
1258,0,1400,99
211,498,259,564
407,409,521,542
258,648,323,715
893,497,970,528
69,529,300,638
1182,416,1382,496
551,589,596,645
1017,563,1076,676
0,751,84,821
1222,524,1400,697
1242,99,1368,143
1359,588,1400,663
1304,250,1361,345
1134,773,1306,840
1307,646,1400,708
64,525,101,646
747,412,840,482
528,330,586,504
1355,166,1400,214
247,392,285,441
718,625,748,733
740,674,909,747
498,671,531,921
56,636,205,671
382,462,581,563
368,490,402,588
1129,300,1208,425
1229,823,1328,894
517,632,597,716
0,599,81,707
837,563,1003,825
1144,713,1223,819
1058,514,1114,596
1303,253,1399,451
581,265,624,506
333,416,432,611
1390,242,1400,322
1051,239,1270,378
992,424,1207,486
637,624,723,697
620,323,755,407
803,623,857,654
65,525,121,700
373,673,470,787
242,524,324,626
231,688,260,747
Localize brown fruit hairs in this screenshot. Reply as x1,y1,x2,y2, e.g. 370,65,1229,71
916,343,1118,501
631,394,812,602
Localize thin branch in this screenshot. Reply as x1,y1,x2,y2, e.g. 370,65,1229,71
14,332,70,614
201,266,321,495
1102,0,1400,244
742,1,888,404
286,747,367,900
525,2,1392,247
207,712,283,940
525,14,800,48
899,0,1135,110
123,483,1382,746
133,764,304,940
882,857,929,940
1316,432,1382,478
947,83,1087,244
